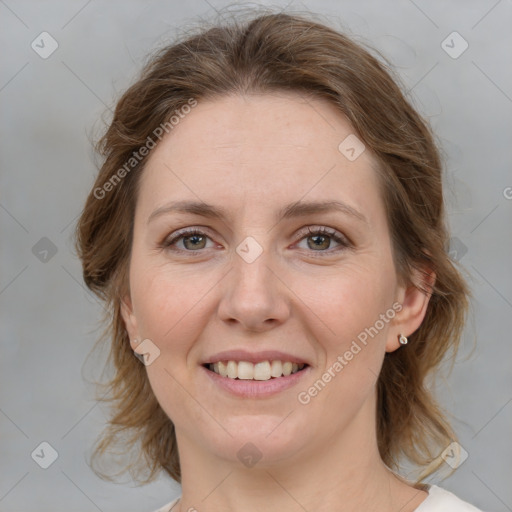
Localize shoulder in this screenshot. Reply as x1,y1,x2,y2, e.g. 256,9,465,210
153,488,484,512
152,497,180,512
416,485,485,511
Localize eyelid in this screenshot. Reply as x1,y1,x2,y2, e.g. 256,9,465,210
161,226,218,249
295,225,351,244
161,224,352,254
292,225,353,255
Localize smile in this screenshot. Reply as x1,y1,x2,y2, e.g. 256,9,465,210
205,360,307,381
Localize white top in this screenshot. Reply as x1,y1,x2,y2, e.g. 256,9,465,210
153,485,484,511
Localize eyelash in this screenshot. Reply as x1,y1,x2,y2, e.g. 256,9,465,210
160,226,352,257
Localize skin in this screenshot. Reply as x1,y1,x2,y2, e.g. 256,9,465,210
122,92,433,512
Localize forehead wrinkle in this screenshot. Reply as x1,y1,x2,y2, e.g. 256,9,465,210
147,199,368,226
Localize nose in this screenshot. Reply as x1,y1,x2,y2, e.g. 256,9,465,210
217,245,291,333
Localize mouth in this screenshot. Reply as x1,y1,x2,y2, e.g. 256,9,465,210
203,360,308,381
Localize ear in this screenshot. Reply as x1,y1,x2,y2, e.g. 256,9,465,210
120,293,140,347
386,266,435,353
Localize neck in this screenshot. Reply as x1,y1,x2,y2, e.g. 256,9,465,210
174,394,427,512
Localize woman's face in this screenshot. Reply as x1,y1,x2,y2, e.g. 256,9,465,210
122,92,428,468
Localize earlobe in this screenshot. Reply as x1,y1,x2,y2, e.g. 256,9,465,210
385,267,435,353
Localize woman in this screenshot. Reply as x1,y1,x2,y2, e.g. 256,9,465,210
76,8,484,512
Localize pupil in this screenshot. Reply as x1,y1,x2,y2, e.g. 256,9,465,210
186,235,204,249
310,235,329,250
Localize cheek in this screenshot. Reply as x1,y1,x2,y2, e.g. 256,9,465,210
292,266,395,423
128,262,221,422
299,259,396,336
294,257,397,396
129,259,221,353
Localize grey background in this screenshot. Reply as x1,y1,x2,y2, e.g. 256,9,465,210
1,0,511,511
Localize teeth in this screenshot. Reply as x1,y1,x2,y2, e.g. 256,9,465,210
218,361,228,377
254,361,271,381
208,360,306,380
270,360,282,377
238,361,254,380
227,360,237,379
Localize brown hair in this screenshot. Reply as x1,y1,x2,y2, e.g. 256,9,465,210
76,7,470,485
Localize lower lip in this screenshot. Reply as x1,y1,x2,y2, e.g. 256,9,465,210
201,365,310,398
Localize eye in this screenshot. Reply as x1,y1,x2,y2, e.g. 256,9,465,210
295,226,351,254
162,228,216,252
161,226,352,256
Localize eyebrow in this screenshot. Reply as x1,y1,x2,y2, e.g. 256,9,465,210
147,199,368,225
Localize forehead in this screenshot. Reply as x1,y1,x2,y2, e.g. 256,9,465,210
137,92,385,225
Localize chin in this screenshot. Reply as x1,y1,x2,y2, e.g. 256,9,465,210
204,414,310,467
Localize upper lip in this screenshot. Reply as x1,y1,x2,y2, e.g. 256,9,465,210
202,349,310,366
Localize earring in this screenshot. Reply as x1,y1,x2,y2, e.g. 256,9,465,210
398,334,408,345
